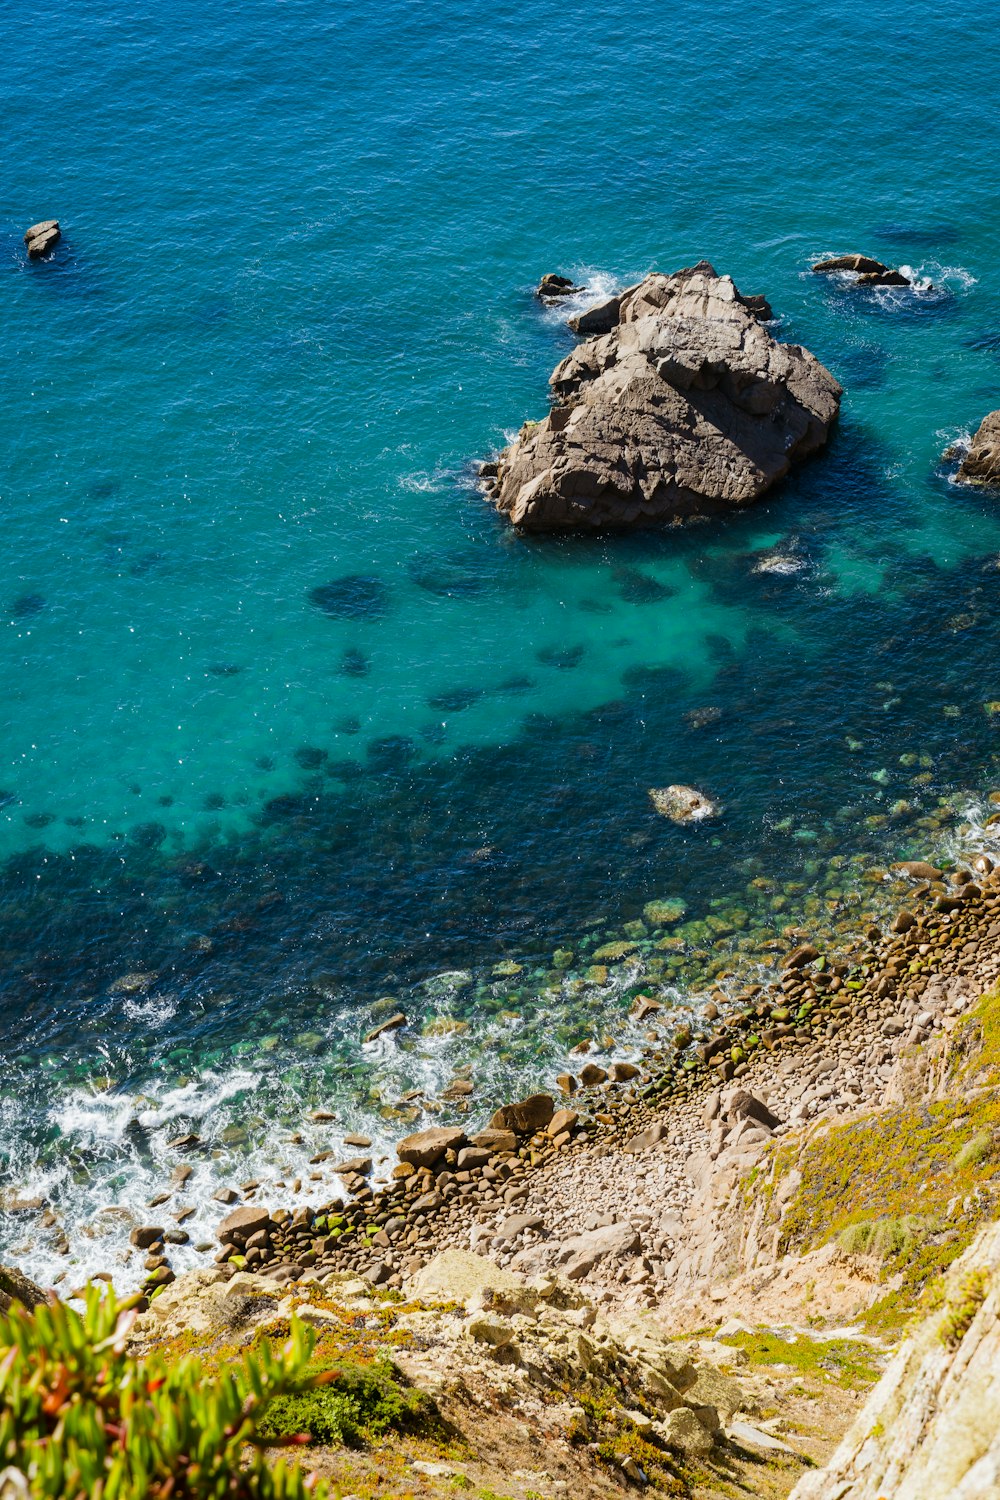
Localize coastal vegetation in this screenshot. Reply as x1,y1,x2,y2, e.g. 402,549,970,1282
0,1286,331,1497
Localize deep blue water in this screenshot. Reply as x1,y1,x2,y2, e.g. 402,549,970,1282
4,0,1000,1285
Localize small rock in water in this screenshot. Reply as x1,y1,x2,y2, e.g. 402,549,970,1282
129,1225,164,1249
24,220,61,259
812,253,912,287
643,897,687,925
441,1078,474,1098
108,971,157,994
536,272,584,300
649,785,720,823
364,1012,407,1043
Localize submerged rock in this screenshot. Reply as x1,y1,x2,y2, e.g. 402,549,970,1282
954,410,1000,487
812,253,911,287
486,262,840,532
308,574,389,620
649,784,720,823
24,220,61,259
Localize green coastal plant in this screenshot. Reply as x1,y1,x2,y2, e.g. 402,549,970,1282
0,1284,329,1498
256,1355,426,1447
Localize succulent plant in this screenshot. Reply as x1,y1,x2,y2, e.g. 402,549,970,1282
0,1285,330,1497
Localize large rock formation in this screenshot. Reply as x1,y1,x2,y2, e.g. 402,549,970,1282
485,262,840,531
955,410,1000,487
789,1217,1000,1499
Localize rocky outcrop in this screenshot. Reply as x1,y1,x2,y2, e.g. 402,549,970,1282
954,410,1000,487
648,784,720,823
568,293,622,335
812,253,910,287
23,220,61,259
485,261,840,532
790,1218,1000,1499
0,1263,46,1315
536,273,583,301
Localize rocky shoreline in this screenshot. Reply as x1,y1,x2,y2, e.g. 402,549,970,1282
116,848,999,1317
94,843,1000,1498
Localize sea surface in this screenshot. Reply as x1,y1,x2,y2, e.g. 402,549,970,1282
3,0,1000,1288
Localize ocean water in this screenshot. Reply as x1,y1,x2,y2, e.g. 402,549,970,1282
4,0,1000,1286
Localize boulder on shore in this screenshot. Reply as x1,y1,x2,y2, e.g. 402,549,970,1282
0,1263,46,1315
24,220,61,259
489,1093,555,1135
812,253,910,287
397,1125,467,1168
954,410,1000,488
486,262,840,532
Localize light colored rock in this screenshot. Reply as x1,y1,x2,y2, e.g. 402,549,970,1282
659,1406,715,1454
729,1419,798,1454
624,1122,669,1153
956,410,1000,488
24,220,61,258
407,1248,531,1310
555,1222,640,1281
467,1311,514,1347
487,262,840,532
649,785,720,823
489,1093,555,1135
568,294,622,336
216,1205,270,1245
496,1213,545,1242
789,1218,1000,1498
812,253,910,286
396,1125,466,1168
222,1271,284,1300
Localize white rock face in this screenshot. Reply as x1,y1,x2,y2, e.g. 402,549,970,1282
486,261,841,532
789,1219,1000,1499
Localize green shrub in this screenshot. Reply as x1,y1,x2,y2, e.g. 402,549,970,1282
954,1131,996,1169
0,1283,329,1498
256,1356,426,1447
837,1215,934,1259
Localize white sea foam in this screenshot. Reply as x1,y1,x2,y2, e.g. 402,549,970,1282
752,554,808,577
398,469,452,493
535,268,632,329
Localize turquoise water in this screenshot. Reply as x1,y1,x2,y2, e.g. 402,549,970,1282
4,0,1000,1285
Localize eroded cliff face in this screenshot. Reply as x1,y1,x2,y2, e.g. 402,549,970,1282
788,1219,1000,1499
485,261,841,531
